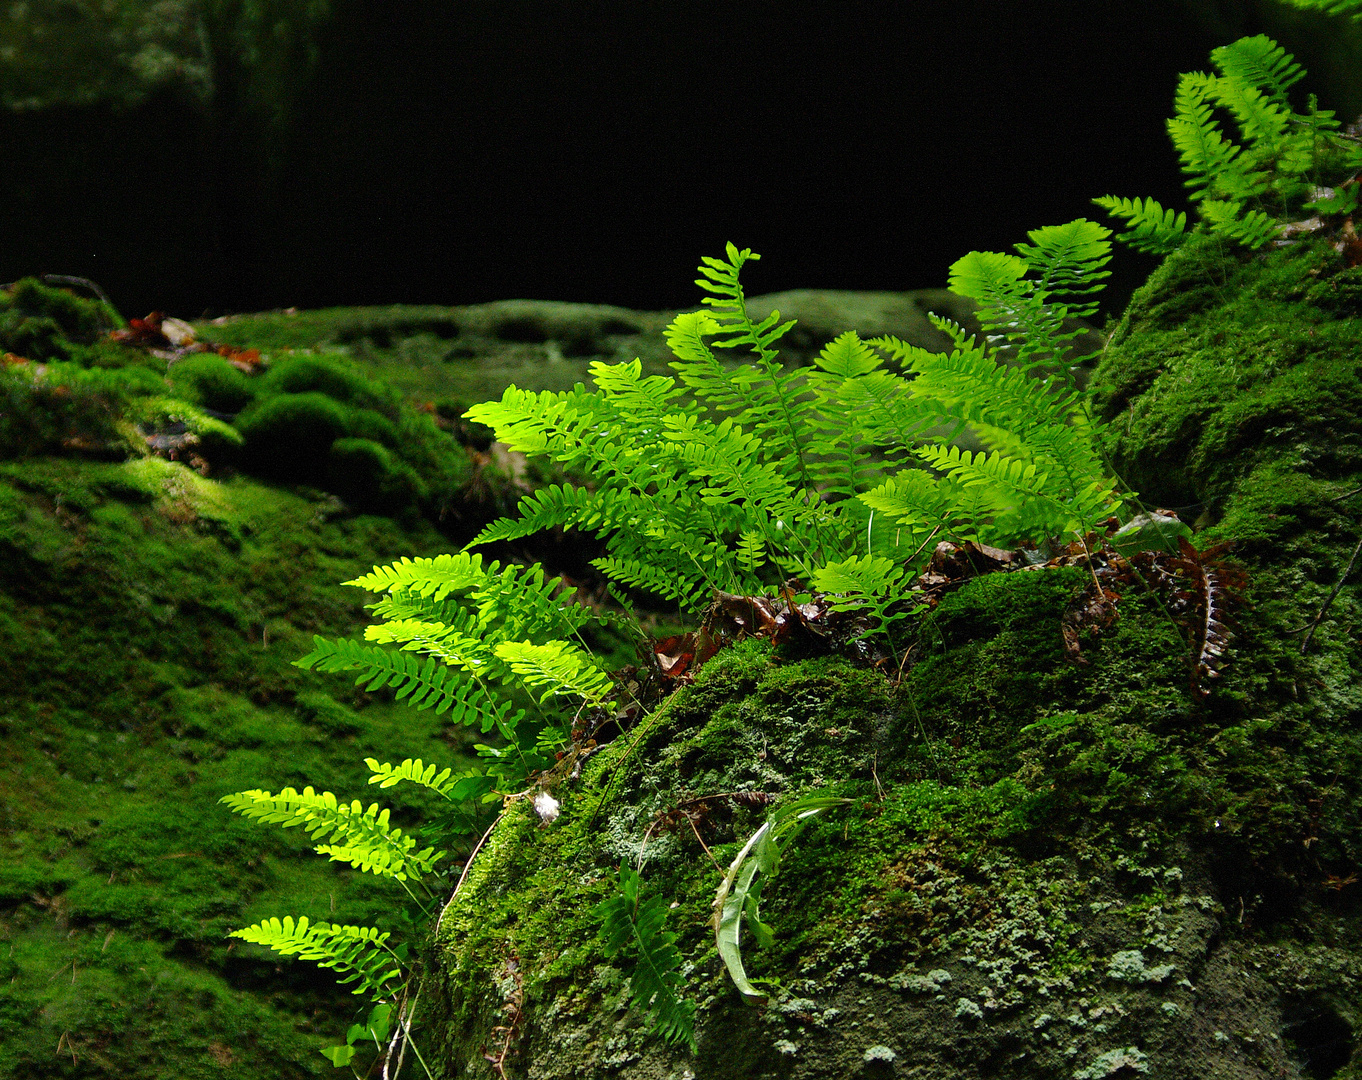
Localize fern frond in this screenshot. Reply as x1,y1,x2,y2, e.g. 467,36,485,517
590,554,716,612
810,555,913,627
220,787,442,881
1199,200,1282,248
594,866,696,1050
674,245,817,488
345,551,497,599
230,916,403,997
366,757,456,797
493,640,616,707
1012,218,1113,321
347,553,591,645
1208,70,1290,148
1092,195,1189,255
914,444,1067,538
294,636,523,731
1168,72,1251,202
362,619,494,671
1210,34,1306,107
694,243,798,360
812,329,885,379
807,332,944,497
946,221,1112,374
664,309,748,417
860,469,977,549
587,358,692,422
907,344,1082,434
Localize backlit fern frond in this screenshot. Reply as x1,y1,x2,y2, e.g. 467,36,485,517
1210,34,1306,106
220,786,442,881
1091,196,1189,255
230,916,404,998
366,757,457,797
946,219,1113,374
1198,199,1282,249
492,640,616,707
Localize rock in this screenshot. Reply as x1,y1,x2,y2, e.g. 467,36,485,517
423,230,1362,1078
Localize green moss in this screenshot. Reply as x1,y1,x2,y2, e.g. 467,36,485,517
0,456,477,1079
167,354,256,414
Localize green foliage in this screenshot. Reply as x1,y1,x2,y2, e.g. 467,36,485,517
1097,35,1362,253
594,866,697,1050
712,796,850,1005
468,238,1124,624
0,278,122,361
220,786,444,882
230,916,405,998
1272,0,1362,19
321,1001,394,1068
1090,196,1189,256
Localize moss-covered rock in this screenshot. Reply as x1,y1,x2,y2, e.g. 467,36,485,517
423,232,1362,1078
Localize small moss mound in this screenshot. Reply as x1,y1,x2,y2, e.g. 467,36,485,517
166,354,256,413
0,277,122,362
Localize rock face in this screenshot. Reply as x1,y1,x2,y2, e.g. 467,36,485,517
423,232,1362,1079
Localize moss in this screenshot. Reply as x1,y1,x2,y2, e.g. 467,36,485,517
421,233,1362,1079
0,277,122,361
0,455,478,1079
167,354,256,414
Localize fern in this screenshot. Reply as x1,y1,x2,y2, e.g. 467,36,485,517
713,796,850,1005
220,786,443,882
944,218,1112,379
492,640,616,707
1090,196,1189,255
594,866,697,1050
1098,35,1360,253
467,237,1126,628
230,916,404,998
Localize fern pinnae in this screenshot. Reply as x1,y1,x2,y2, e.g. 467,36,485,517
366,757,458,798
220,786,442,885
1092,195,1189,254
1210,33,1305,109
594,866,696,1050
231,916,405,998
689,244,818,493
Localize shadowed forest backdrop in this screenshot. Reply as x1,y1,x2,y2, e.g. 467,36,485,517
1,0,1360,318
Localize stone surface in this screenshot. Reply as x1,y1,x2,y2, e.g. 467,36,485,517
422,232,1362,1078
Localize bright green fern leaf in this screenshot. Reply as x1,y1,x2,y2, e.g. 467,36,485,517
230,916,403,998
219,786,442,882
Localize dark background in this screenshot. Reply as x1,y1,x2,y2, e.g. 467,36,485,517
0,0,1355,322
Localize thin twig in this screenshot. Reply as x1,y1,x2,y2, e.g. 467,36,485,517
686,814,724,873
1330,485,1362,502
435,812,503,938
1300,533,1362,654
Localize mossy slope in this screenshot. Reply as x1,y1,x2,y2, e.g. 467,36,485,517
0,456,476,1078
427,233,1362,1079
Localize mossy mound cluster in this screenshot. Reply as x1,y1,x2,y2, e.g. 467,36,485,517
426,232,1362,1079
0,280,476,521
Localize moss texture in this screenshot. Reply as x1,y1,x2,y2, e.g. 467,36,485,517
0,456,478,1078
426,232,1362,1079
